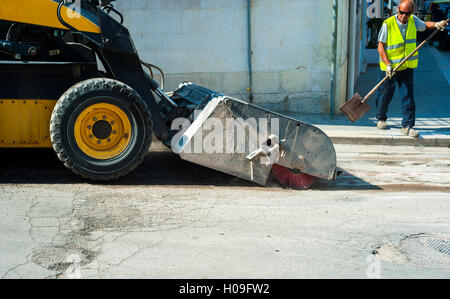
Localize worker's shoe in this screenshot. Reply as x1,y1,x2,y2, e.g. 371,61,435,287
376,120,387,130
401,127,419,138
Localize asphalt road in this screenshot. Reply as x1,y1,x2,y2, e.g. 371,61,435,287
0,144,449,279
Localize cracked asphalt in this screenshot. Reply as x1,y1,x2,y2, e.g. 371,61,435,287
0,144,449,278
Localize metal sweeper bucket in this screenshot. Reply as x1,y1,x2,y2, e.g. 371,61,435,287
167,83,337,189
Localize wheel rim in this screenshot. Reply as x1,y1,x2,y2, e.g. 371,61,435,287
74,103,132,160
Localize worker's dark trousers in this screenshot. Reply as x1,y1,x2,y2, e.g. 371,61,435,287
376,68,415,128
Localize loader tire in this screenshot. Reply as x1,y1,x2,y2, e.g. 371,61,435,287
50,78,152,181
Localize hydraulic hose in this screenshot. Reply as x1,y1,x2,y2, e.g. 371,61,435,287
139,60,177,107
140,60,165,91
103,4,124,24
57,1,81,33
56,1,173,107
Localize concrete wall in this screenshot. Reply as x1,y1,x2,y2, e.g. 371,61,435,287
115,0,338,113
346,0,365,99
334,0,349,113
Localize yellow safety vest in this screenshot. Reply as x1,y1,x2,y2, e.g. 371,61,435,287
379,15,418,71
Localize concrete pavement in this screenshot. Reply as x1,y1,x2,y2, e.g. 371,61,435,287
286,45,450,147
0,145,449,279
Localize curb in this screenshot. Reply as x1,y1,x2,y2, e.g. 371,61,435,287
329,135,450,147
320,128,450,147
149,137,171,152
149,134,450,152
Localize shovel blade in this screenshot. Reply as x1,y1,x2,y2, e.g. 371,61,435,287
339,93,371,122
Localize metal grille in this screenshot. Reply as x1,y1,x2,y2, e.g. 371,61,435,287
425,239,450,255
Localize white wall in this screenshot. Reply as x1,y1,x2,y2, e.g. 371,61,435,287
115,0,336,113
250,0,333,113
334,0,349,112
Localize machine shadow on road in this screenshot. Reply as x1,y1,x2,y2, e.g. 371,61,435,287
0,149,381,191
0,149,256,187
313,169,382,191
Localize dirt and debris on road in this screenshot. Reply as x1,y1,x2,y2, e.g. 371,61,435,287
0,144,449,278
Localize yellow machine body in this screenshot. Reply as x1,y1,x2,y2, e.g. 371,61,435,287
0,99,56,148
0,0,101,33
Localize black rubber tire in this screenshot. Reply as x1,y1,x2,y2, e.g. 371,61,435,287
50,78,152,181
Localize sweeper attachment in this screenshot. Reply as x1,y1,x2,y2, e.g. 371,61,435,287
0,0,337,188
167,83,337,189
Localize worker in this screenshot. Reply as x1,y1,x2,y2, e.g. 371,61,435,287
376,0,448,137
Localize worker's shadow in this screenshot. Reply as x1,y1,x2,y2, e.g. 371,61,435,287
0,149,380,190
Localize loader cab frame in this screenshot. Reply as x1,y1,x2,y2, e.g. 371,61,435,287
0,0,169,141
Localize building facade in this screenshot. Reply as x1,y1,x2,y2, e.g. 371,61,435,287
115,0,370,114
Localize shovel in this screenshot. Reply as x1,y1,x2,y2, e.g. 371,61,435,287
339,25,446,122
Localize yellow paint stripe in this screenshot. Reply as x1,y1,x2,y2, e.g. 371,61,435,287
0,0,101,34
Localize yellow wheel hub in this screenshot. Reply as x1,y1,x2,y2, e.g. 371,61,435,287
74,103,132,160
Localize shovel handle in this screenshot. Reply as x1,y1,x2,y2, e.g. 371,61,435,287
362,22,448,103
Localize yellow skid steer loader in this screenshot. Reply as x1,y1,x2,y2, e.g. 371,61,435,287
0,0,337,189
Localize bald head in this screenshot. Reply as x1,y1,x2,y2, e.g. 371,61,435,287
399,0,415,11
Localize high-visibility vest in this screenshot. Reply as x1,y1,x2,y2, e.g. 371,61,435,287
379,15,418,71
